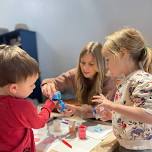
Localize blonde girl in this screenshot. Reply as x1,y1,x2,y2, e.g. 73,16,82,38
93,28,152,152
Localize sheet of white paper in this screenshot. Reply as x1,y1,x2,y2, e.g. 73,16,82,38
50,137,100,152
86,124,112,140
34,119,112,152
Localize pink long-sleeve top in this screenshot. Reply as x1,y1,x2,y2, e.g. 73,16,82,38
49,68,116,102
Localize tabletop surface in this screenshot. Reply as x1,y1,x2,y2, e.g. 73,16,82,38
34,113,118,152
35,100,118,152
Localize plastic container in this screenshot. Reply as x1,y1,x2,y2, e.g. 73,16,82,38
78,125,87,139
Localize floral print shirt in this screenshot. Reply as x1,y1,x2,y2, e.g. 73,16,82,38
112,70,152,150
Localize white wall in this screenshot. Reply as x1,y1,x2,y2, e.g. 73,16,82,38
0,0,152,79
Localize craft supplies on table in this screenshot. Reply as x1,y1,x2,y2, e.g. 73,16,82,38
34,117,113,152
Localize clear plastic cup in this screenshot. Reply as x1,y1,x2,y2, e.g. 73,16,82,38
69,121,77,138
53,119,61,132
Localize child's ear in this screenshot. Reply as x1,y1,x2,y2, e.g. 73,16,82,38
9,84,18,94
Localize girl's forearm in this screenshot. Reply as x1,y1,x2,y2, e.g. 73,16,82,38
110,103,152,124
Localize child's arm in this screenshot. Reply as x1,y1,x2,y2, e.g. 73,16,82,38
112,103,152,124
92,92,152,124
93,74,152,124
14,99,56,129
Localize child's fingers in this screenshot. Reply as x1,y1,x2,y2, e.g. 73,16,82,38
93,93,107,102
92,95,101,99
92,96,101,103
92,94,105,101
92,98,102,103
92,94,105,98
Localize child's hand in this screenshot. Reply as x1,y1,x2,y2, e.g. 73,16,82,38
95,105,112,121
92,94,113,110
41,80,56,99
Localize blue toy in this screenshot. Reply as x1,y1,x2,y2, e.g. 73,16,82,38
52,91,67,112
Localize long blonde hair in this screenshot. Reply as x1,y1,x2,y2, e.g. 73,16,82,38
103,27,152,73
76,41,106,104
